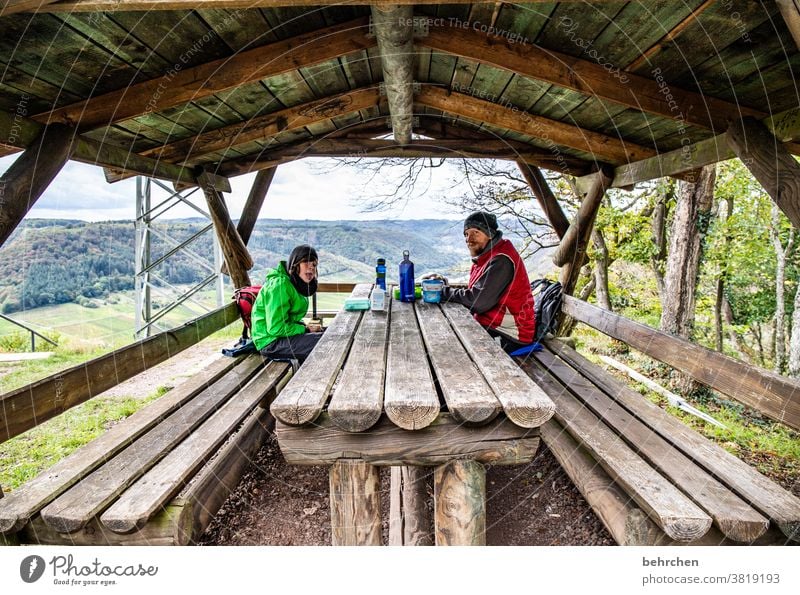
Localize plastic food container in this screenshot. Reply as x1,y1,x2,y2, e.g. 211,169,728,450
421,279,444,303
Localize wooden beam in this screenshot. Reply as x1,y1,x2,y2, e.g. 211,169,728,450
420,20,764,133
777,0,800,50
0,0,61,16
553,168,613,267
727,116,800,230
197,170,253,288
329,460,382,546
516,160,570,239
275,413,539,466
143,86,383,164
0,124,75,247
0,109,198,187
434,460,486,545
39,17,373,130
219,137,593,177
416,86,655,165
32,0,612,12
575,106,800,192
0,303,238,444
560,295,800,432
371,5,414,144
238,167,275,244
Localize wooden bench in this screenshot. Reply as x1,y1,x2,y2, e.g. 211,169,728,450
0,355,291,545
518,296,800,545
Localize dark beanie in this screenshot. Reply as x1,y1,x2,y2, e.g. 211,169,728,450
287,244,318,272
464,211,499,238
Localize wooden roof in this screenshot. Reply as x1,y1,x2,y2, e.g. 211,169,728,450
0,1,798,190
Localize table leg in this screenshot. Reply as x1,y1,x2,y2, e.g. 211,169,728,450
434,460,486,546
329,460,382,545
389,466,433,546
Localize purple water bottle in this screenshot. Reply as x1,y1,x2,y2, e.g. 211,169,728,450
399,250,415,302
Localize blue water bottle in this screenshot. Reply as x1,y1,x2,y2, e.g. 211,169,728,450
399,250,415,302
375,258,386,291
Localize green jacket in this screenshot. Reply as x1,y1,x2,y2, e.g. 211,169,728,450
251,261,309,350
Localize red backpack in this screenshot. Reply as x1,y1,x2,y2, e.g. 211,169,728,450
233,285,262,340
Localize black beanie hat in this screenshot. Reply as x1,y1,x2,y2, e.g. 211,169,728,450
464,211,499,238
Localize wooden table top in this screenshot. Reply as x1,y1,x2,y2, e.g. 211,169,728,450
270,284,555,433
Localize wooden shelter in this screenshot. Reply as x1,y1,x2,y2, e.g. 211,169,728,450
0,1,799,547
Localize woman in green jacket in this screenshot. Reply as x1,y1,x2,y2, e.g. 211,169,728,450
251,244,322,364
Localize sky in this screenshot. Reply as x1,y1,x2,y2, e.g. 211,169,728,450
0,154,469,222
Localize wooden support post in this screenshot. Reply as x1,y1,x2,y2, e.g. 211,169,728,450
553,167,613,267
238,167,276,244
776,0,800,51
516,159,570,239
0,124,75,247
371,5,414,144
434,460,486,546
329,460,382,546
727,116,800,230
389,466,432,546
197,170,253,288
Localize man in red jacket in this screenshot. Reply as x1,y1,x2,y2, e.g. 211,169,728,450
442,211,536,353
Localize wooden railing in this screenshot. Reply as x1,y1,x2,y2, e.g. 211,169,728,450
561,295,800,432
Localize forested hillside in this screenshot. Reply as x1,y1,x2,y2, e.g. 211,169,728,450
0,218,550,314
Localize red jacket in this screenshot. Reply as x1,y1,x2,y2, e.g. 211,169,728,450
469,239,536,344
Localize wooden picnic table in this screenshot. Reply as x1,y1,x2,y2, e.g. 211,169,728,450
271,284,555,545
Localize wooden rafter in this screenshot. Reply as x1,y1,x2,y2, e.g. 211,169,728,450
28,0,620,12
38,17,373,130
419,21,765,133
142,86,383,164
416,86,656,165
218,138,593,178
517,160,570,239
777,0,800,50
574,106,800,192
0,109,200,186
0,0,61,16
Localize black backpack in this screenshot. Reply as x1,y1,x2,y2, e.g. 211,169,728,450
530,279,562,343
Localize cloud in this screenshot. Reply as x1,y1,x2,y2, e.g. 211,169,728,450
0,155,469,222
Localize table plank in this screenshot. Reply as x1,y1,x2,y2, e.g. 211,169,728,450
415,302,500,424
384,299,439,430
270,284,371,426
441,303,555,428
38,356,265,534
328,303,390,432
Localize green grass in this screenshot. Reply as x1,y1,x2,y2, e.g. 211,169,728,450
0,388,167,492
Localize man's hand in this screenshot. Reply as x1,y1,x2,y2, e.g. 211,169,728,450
422,273,449,285
307,321,324,333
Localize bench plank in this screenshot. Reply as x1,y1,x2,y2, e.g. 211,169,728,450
442,302,555,428
0,356,240,535
415,302,500,424
523,358,712,542
270,284,371,426
276,412,538,466
547,339,800,542
38,356,265,534
534,348,769,542
99,362,290,534
328,306,390,432
384,299,439,430
561,295,800,431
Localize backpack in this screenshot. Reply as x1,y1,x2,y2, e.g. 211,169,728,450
232,285,262,341
530,279,562,343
